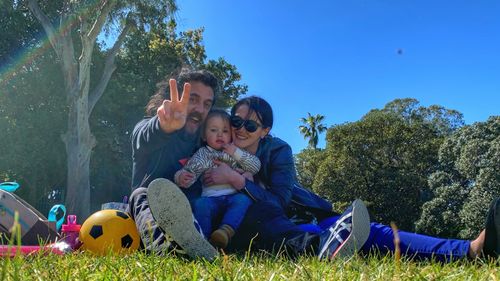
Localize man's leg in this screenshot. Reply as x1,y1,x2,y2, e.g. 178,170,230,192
147,178,218,260
130,179,218,260
128,187,174,254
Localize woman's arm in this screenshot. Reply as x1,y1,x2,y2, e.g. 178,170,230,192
206,141,295,209
242,143,295,209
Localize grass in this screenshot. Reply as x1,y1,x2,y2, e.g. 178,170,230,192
1,250,499,281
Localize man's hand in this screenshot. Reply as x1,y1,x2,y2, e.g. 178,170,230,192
177,170,195,188
157,79,191,133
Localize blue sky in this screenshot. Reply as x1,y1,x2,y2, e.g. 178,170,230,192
177,0,500,153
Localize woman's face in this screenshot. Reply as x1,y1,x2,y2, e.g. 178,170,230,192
231,104,270,154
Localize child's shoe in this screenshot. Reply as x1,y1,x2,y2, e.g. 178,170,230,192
209,224,235,249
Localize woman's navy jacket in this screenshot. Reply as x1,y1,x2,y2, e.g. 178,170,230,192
241,136,334,216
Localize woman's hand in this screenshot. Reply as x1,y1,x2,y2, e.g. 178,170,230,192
203,160,245,190
234,168,254,182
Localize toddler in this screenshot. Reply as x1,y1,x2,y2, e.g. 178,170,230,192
175,109,260,248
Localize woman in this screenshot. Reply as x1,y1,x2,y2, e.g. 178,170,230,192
203,96,499,261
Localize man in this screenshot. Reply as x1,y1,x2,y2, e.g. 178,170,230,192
129,69,220,260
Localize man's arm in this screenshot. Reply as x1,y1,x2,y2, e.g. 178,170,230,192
132,116,176,155
132,79,191,156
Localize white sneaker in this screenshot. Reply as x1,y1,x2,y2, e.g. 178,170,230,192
147,178,218,260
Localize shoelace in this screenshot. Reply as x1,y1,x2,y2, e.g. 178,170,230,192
318,211,353,259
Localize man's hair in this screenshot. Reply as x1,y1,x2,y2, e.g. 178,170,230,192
145,68,219,117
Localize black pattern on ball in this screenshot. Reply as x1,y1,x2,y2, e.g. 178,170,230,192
89,225,103,239
116,211,129,219
121,234,133,248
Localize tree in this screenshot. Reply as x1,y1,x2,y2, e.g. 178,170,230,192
312,99,464,230
380,98,464,136
295,148,325,189
25,0,178,217
416,116,499,239
299,113,327,149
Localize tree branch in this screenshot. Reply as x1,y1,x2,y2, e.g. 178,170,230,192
26,0,61,56
88,21,133,113
88,0,116,42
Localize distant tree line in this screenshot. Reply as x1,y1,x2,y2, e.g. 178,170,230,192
296,99,499,239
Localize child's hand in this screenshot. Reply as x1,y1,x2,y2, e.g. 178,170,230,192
178,171,195,188
222,143,237,155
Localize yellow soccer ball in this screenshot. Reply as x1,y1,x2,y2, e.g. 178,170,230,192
79,209,140,255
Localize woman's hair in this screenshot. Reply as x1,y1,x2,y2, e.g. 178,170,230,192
145,68,219,117
201,108,230,143
230,96,273,129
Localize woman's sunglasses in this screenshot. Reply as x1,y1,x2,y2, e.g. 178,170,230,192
230,116,262,133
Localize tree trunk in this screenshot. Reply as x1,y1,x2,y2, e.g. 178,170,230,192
63,93,95,219
27,0,129,219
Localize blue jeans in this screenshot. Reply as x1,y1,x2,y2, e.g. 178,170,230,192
192,193,252,238
302,216,470,261
231,202,471,262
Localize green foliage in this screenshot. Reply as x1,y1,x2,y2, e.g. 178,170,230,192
295,148,326,190
312,99,462,230
299,113,327,149
0,2,67,213
204,58,248,108
416,116,500,239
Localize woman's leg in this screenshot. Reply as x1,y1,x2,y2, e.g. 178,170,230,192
229,201,306,253
361,223,470,261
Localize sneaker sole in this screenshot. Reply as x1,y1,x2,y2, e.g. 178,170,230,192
147,178,218,260
332,199,370,258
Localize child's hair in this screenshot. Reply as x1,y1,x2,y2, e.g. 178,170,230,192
201,108,231,144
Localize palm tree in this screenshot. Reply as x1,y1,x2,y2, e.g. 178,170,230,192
299,113,327,149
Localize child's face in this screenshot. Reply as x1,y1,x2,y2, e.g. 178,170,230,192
204,116,231,150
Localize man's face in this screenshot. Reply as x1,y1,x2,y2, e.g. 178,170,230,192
184,81,214,134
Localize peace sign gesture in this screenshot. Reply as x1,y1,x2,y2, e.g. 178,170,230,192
157,79,191,133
